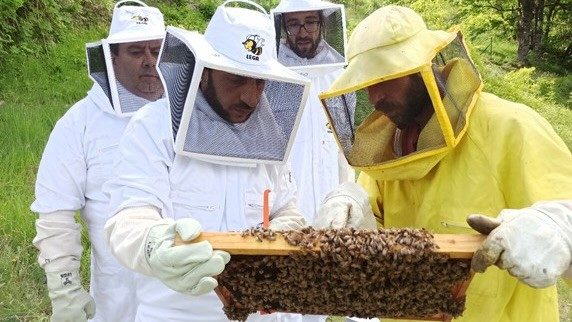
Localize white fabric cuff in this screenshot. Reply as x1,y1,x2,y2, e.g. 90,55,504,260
531,200,572,275
45,269,82,291
323,182,369,208
271,200,304,220
319,182,378,230
104,206,172,276
270,200,308,229
32,211,83,272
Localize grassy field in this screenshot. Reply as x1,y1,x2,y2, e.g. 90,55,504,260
1,11,571,322
0,27,105,321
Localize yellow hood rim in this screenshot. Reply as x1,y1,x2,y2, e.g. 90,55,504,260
321,27,459,99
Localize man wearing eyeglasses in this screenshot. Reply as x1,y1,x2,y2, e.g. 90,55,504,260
272,1,354,245
278,9,344,64
272,2,357,322
282,10,322,59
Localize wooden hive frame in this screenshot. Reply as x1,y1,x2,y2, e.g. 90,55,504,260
181,232,484,259
176,231,485,321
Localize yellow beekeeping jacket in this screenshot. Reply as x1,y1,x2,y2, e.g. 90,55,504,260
358,89,572,321
318,6,572,320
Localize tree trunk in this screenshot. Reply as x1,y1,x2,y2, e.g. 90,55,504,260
532,0,545,52
517,0,535,65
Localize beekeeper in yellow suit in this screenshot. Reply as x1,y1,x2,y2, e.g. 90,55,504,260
314,5,572,322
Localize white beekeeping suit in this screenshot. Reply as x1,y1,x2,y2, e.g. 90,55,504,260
272,2,373,322
103,1,311,321
31,1,165,321
271,0,354,225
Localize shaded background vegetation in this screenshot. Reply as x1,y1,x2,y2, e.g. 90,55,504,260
0,0,570,321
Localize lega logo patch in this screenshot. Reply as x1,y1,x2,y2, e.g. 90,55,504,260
242,35,265,61
131,15,149,24
60,272,73,286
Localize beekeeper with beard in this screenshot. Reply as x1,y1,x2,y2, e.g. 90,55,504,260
314,5,572,322
104,1,311,321
271,0,354,226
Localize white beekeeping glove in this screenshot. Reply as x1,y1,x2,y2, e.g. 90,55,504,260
467,200,572,288
105,206,230,295
33,211,96,322
269,200,308,231
46,270,96,321
314,182,377,230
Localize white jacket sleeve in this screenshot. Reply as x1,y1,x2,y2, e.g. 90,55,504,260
268,163,297,216
31,106,87,214
265,163,307,230
102,102,172,272
105,100,174,216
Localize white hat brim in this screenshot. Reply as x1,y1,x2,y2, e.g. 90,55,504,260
190,31,308,85
106,30,165,44
271,0,342,16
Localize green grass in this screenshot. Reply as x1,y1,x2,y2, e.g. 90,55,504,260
560,280,572,322
0,6,570,322
0,27,104,321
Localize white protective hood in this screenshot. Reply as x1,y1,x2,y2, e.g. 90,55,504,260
86,0,165,117
271,0,347,71
157,0,311,165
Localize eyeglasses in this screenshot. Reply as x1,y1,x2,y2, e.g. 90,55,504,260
285,20,321,36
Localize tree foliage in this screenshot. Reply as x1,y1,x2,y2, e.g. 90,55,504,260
1,0,569,72
466,0,571,69
0,0,111,61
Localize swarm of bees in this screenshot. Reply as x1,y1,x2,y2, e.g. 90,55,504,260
218,227,471,321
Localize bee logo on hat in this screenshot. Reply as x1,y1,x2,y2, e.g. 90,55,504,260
131,15,149,25
243,35,265,60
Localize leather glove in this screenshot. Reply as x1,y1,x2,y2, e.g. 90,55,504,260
46,270,95,322
145,218,231,295
467,201,572,288
314,182,377,230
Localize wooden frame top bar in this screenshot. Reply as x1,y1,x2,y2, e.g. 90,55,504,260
176,232,485,259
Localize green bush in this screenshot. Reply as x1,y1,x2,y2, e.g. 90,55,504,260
152,1,210,32
0,0,110,61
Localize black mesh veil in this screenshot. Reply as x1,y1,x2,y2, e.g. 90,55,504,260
157,27,311,164
86,42,113,108
158,32,196,141
272,5,347,69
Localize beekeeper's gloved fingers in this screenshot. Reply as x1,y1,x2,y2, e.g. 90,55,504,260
46,270,96,321
466,214,501,235
314,182,377,230
146,218,231,295
467,201,572,288
106,207,231,296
